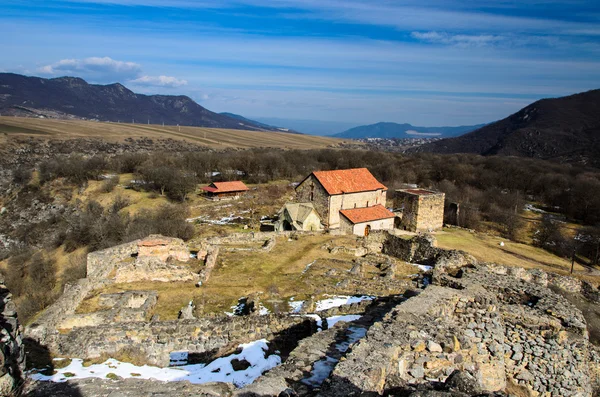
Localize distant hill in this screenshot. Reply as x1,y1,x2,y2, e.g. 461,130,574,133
334,122,485,139
416,89,600,167
0,73,282,132
219,112,301,134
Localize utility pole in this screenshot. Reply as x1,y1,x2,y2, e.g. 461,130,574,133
147,119,150,125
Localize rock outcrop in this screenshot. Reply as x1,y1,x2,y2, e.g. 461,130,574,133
0,280,25,395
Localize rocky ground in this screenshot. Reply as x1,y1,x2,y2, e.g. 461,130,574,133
16,234,600,397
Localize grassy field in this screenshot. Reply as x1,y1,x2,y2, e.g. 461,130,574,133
436,228,600,283
0,116,346,150
76,233,416,320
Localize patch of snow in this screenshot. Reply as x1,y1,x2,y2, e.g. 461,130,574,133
302,260,316,274
410,263,433,272
314,295,374,312
258,304,270,315
326,315,361,328
303,314,322,329
170,351,188,366
30,340,280,388
524,204,547,214
302,357,338,387
301,326,367,387
288,298,304,314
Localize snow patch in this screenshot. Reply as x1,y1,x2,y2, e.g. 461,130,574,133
314,295,374,312
326,314,361,328
302,260,316,274
30,340,280,388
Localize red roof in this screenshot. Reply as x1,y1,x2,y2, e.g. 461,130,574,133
340,205,395,224
201,181,249,193
310,168,386,195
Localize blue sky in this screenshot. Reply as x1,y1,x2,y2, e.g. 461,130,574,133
1,0,599,130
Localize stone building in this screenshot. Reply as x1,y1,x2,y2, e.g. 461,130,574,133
395,188,445,232
274,203,323,232
339,205,395,236
296,168,389,230
201,181,249,200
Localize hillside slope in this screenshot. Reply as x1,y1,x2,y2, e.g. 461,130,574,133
416,89,600,166
335,122,485,139
0,73,276,131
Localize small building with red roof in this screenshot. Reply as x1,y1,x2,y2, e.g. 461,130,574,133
295,168,391,231
339,205,395,236
201,181,249,201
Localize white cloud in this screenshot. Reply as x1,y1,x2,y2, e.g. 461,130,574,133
411,31,504,47
129,75,188,87
36,56,187,89
38,56,142,82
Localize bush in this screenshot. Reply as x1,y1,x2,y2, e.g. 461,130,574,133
12,166,32,185
110,195,130,213
99,175,119,193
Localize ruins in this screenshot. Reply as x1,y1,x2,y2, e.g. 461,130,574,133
19,228,600,396
395,188,445,232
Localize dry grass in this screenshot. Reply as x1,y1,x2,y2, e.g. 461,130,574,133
75,233,416,319
0,116,346,150
436,228,600,283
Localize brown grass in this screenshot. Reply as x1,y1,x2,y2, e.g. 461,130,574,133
0,116,348,150
75,233,417,319
436,228,600,283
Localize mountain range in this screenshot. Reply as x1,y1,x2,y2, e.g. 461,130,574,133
334,122,486,139
0,73,287,132
416,89,600,167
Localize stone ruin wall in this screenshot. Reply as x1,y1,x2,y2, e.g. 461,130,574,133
415,193,445,231
57,314,315,367
0,280,25,396
395,191,445,232
27,235,216,347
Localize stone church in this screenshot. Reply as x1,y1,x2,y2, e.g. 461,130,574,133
295,168,394,234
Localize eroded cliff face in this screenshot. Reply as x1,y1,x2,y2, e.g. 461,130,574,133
0,279,26,395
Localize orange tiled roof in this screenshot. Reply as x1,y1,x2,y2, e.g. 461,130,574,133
201,181,249,193
311,168,386,195
340,205,395,224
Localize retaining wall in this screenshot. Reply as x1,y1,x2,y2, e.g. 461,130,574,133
57,314,316,366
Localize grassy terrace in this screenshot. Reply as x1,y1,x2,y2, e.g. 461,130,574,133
436,228,600,284
76,233,417,320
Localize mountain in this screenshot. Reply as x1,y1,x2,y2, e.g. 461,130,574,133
254,118,359,136
0,73,278,131
416,89,600,166
334,122,486,139
219,112,301,134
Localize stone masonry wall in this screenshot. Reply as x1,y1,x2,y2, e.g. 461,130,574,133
57,314,316,367
395,191,445,232
295,175,330,227
86,240,138,281
0,280,25,395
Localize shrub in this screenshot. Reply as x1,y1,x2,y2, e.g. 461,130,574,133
99,176,120,193
12,166,32,185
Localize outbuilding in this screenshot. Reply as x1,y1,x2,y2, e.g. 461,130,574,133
201,181,249,201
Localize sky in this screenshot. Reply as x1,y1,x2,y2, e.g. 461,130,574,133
1,0,599,131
